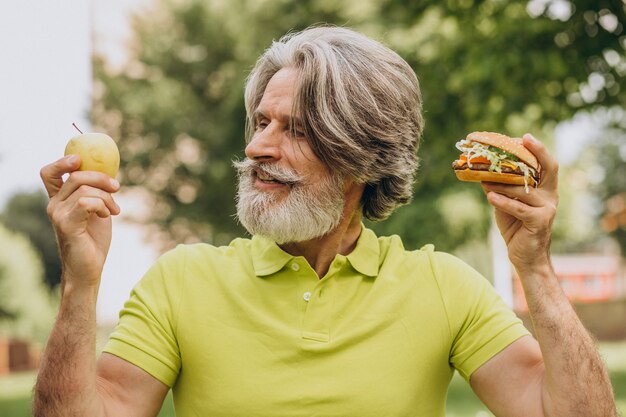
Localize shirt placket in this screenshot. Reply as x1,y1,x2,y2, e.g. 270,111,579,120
297,258,344,343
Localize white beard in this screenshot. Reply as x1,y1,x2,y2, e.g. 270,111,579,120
234,159,345,244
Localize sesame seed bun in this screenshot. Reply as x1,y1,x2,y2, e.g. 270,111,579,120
466,131,539,170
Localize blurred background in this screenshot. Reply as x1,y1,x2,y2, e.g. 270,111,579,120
0,0,625,415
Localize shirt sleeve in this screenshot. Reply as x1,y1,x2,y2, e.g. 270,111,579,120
428,250,530,382
102,246,185,387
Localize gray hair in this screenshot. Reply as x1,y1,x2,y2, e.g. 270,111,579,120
244,25,424,221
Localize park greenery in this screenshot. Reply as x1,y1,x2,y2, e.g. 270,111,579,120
90,0,626,257
0,0,625,345
0,0,624,413
0,223,57,344
0,191,61,290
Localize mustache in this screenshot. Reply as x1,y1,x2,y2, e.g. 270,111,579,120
233,159,305,185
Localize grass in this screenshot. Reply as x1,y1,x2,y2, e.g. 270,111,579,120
2,341,626,416
0,372,175,417
0,372,36,417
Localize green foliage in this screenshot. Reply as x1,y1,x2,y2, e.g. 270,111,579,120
0,190,61,289
547,107,626,255
584,108,626,253
0,265,16,319
93,0,350,246
93,0,625,252
0,224,58,343
376,0,625,250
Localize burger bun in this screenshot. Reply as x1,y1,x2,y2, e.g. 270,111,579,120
454,167,538,187
466,131,539,170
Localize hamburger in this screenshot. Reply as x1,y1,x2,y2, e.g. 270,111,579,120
452,131,540,193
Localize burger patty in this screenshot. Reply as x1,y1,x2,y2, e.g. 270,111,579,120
452,161,524,175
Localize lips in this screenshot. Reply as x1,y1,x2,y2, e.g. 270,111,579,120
256,170,282,183
233,159,303,188
254,169,295,188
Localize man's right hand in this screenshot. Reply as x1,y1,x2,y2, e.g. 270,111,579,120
40,154,121,288
36,156,169,417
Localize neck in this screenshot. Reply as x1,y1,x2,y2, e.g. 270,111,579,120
280,205,363,279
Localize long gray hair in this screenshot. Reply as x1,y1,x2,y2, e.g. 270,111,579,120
244,25,424,221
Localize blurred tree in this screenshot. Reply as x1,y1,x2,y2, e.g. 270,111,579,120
0,190,61,289
590,109,626,253
93,0,625,252
549,107,626,255
372,0,625,250
93,0,348,248
0,224,57,343
0,265,17,320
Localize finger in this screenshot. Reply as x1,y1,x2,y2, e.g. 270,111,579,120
40,155,81,198
486,191,539,222
522,134,558,189
481,182,544,207
63,184,121,216
56,171,120,202
70,196,113,220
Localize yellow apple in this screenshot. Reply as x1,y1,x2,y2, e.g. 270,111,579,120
64,133,120,178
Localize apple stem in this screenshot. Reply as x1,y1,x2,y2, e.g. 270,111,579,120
72,123,84,135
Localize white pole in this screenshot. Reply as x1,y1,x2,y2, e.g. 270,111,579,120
490,215,513,308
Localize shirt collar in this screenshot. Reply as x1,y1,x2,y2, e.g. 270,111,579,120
251,235,294,276
251,225,380,278
346,226,380,277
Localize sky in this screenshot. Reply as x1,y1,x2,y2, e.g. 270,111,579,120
0,0,155,323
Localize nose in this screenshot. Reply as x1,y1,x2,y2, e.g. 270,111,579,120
245,124,282,162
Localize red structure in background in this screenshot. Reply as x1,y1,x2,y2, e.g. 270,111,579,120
0,338,40,376
513,255,624,313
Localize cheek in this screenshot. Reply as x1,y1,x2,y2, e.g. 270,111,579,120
288,141,311,160
287,144,325,171
301,160,333,183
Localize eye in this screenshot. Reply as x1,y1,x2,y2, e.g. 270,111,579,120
288,123,306,139
255,118,269,131
291,130,306,139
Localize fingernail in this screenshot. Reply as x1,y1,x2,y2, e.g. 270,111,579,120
110,178,120,188
66,154,79,164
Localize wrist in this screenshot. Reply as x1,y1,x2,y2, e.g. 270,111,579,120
515,262,570,313
60,277,100,306
513,259,553,278
509,246,552,275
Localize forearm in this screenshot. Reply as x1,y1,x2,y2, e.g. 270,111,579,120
33,280,106,417
520,262,617,417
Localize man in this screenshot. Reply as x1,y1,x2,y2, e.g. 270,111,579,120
35,26,616,416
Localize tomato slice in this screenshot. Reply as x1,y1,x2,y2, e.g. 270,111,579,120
460,154,491,164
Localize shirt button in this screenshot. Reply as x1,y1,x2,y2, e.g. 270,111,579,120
291,263,300,271
303,291,312,302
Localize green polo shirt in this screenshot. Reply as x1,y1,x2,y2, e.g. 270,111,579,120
103,227,529,416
